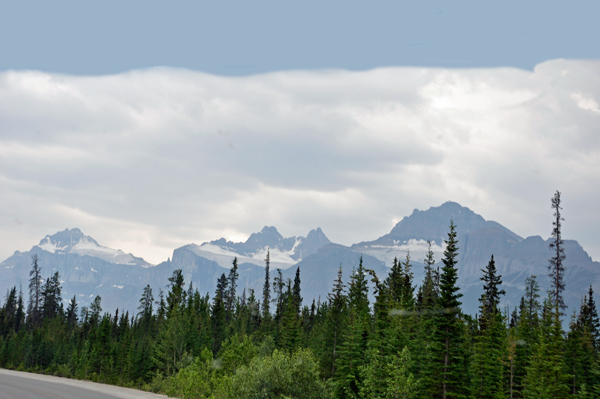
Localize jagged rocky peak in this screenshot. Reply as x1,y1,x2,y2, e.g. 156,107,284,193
38,228,98,253
291,227,331,261
306,227,329,242
245,226,286,249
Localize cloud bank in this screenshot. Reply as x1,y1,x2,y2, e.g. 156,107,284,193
1,59,599,264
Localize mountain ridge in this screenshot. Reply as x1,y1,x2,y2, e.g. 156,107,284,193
1,202,597,318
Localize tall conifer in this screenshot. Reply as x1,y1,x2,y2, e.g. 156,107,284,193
432,220,467,399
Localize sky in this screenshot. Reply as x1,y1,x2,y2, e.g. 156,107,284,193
1,1,599,265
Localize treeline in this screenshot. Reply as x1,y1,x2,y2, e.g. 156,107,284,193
0,192,598,398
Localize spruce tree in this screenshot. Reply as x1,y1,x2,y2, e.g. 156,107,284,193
262,250,271,327
432,220,467,399
470,255,507,399
226,257,239,319
293,266,302,314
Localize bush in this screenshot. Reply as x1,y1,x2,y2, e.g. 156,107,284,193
222,349,331,399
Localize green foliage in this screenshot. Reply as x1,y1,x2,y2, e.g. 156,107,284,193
522,295,570,399
361,346,419,399
223,349,331,399
161,348,222,399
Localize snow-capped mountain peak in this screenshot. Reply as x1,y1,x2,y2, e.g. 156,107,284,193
36,228,150,266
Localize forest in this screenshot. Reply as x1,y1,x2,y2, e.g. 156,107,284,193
0,192,598,398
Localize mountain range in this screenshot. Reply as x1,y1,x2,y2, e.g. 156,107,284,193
1,201,598,317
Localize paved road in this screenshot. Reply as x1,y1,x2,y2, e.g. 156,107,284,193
0,369,171,399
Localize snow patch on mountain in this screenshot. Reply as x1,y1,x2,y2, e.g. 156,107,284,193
187,241,299,270
359,239,446,267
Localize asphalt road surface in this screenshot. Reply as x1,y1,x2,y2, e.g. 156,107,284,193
0,369,171,399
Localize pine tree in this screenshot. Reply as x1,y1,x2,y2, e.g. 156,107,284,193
548,190,567,314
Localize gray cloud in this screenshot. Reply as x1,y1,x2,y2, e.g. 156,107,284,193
1,59,599,264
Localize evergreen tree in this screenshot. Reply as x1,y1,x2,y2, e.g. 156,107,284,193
431,220,467,399
581,285,600,348
262,250,271,326
1,287,17,336
41,271,62,321
293,266,302,314
27,254,42,327
522,295,570,399
66,295,78,328
400,251,415,310
14,287,24,333
280,281,301,352
166,269,185,317
335,257,370,397
565,292,599,395
418,240,437,310
226,258,239,319
548,190,567,314
323,266,348,379
470,255,507,399
138,284,154,325
211,273,228,353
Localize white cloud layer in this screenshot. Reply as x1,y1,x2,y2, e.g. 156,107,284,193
1,59,599,264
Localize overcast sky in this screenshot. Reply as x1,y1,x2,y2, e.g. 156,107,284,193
1,1,599,264
1,60,599,264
